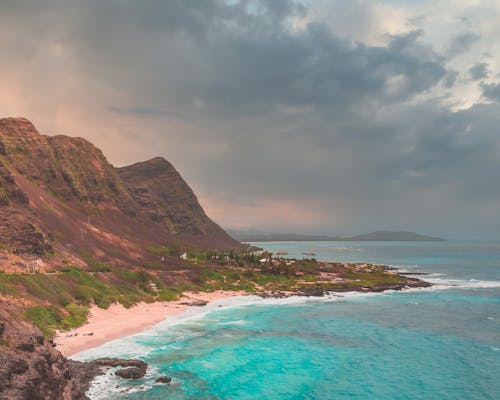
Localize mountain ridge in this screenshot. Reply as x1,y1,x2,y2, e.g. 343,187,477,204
0,117,241,272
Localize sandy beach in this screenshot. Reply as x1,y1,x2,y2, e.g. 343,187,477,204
54,290,247,357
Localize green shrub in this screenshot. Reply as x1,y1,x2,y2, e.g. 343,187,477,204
157,288,180,301
24,306,62,338
61,303,88,330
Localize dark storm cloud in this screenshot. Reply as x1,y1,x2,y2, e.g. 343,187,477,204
4,0,444,116
0,0,499,237
193,28,446,116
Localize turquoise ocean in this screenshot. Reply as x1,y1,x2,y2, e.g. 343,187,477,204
75,240,500,399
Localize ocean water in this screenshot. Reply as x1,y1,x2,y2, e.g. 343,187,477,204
75,240,500,400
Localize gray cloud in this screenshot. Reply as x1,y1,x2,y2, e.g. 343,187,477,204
481,82,500,102
442,70,459,88
446,31,480,57
0,0,498,238
469,62,489,80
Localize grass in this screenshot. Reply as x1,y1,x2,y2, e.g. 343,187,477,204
156,288,180,301
79,252,112,272
0,267,168,337
24,306,62,338
146,244,178,257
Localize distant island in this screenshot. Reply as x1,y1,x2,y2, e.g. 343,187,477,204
229,230,445,242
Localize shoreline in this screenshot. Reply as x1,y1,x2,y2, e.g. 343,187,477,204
54,290,247,357
55,276,431,358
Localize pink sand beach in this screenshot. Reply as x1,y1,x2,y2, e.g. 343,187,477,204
54,290,247,357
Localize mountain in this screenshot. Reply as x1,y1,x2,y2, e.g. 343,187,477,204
117,157,236,247
0,117,240,271
230,229,444,242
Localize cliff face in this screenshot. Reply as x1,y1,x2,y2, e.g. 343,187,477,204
117,157,239,247
0,117,240,270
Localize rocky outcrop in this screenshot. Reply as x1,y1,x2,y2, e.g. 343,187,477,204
114,367,146,379
155,376,172,384
179,299,209,306
0,299,89,400
90,358,147,370
0,299,151,399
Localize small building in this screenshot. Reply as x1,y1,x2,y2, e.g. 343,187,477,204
180,252,187,260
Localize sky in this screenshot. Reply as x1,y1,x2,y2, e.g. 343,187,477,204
1,0,499,239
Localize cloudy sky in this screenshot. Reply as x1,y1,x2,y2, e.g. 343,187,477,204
1,0,499,238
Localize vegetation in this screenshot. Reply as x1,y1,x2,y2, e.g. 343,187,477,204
0,246,412,338
0,267,164,337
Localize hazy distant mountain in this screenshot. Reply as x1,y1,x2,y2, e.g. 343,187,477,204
230,229,444,242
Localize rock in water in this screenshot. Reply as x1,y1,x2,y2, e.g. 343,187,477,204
92,358,147,370
155,376,172,384
115,367,147,379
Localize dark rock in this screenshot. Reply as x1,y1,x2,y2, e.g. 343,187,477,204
115,367,146,379
179,299,208,306
16,342,35,352
9,359,30,375
155,376,172,384
297,288,327,297
0,321,5,337
92,358,147,370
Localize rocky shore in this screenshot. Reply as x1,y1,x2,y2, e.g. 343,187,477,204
258,275,431,298
0,299,156,400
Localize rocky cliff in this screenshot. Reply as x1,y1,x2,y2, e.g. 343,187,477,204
0,299,90,400
0,117,240,271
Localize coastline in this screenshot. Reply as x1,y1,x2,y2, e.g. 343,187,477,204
54,290,247,357
55,274,431,358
